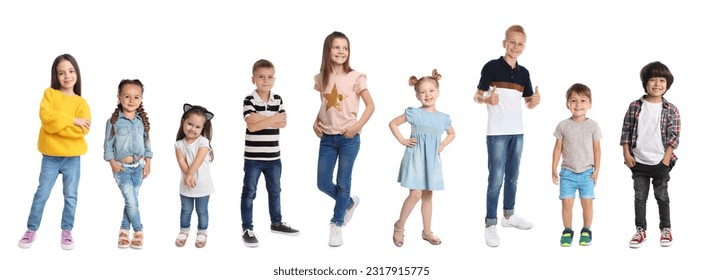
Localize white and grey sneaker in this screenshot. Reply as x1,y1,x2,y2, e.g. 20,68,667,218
328,223,343,247
485,225,500,247
501,215,533,230
343,196,360,226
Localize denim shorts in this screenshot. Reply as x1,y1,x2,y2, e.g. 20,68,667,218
559,167,595,199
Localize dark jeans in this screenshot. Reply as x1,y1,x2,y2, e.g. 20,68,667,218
631,161,673,230
241,159,282,230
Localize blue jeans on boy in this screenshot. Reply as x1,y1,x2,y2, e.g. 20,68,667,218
485,135,523,225
114,165,144,231
180,195,210,230
317,134,360,226
241,159,282,230
631,161,673,230
27,155,81,231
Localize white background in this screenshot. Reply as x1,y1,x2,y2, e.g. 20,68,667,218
1,0,699,279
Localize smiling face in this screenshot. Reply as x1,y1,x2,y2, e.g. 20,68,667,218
566,92,592,121
645,77,667,102
415,80,440,110
330,37,349,66
182,112,206,142
118,84,143,117
56,59,77,93
502,31,526,60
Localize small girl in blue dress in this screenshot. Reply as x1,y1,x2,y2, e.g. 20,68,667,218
389,69,455,247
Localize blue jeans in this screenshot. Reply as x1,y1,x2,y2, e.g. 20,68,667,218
317,134,360,226
26,155,81,231
114,166,144,231
485,135,523,225
241,159,282,230
631,161,673,230
180,195,210,230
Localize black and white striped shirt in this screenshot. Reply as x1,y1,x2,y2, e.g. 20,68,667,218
243,90,285,161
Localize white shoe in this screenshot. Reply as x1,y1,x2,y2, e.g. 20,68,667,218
329,223,343,247
501,215,533,230
485,225,500,247
343,196,360,226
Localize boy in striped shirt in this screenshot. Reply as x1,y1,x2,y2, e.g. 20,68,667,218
240,59,299,248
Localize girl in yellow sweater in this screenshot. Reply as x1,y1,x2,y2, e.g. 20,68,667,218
18,54,91,250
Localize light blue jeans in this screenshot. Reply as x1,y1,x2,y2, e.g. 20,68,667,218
26,155,81,231
485,135,523,225
114,165,144,231
317,134,360,226
180,195,210,230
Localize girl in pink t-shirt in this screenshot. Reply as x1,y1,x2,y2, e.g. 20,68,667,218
312,31,375,247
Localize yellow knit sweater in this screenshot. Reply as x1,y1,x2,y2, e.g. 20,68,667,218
37,88,91,156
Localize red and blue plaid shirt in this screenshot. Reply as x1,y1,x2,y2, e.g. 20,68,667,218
620,95,680,163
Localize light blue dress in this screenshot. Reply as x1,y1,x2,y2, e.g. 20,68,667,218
397,107,451,190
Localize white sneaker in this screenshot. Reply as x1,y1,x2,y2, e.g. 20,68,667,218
343,196,360,226
329,223,343,247
485,225,500,247
501,215,533,230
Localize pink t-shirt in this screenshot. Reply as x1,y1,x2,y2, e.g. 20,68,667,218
314,71,367,135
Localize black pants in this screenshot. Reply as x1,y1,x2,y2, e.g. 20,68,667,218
631,161,673,230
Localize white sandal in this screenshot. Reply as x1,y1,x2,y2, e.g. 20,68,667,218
195,231,207,248
175,230,189,247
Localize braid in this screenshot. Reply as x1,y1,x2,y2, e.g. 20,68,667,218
137,104,150,140
109,104,122,138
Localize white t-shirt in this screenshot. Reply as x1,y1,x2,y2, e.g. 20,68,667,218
633,100,665,165
174,136,215,197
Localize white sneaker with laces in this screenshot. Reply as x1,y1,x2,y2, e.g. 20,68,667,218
343,196,360,226
485,225,500,247
501,215,533,230
329,223,343,247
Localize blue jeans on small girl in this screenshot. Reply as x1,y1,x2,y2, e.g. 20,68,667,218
317,134,360,227
27,155,81,231
559,167,595,199
241,159,282,230
113,163,144,231
180,195,210,230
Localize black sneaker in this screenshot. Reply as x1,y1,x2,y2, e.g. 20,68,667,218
271,222,300,236
242,229,259,248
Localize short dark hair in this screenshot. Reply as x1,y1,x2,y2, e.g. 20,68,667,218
640,61,674,94
252,59,275,74
565,83,591,109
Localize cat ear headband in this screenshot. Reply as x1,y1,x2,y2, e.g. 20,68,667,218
183,103,214,120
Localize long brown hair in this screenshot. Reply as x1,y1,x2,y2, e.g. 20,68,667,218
50,54,82,96
319,31,353,90
109,79,150,140
176,104,214,161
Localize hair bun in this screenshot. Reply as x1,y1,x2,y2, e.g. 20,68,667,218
408,76,418,87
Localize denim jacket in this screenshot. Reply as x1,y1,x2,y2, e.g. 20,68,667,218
103,111,153,161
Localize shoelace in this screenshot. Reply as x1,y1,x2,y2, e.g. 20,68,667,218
21,231,35,242
661,229,671,239
633,230,644,240
62,231,73,242
245,230,256,238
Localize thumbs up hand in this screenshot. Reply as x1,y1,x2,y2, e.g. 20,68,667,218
485,86,499,105
527,86,540,109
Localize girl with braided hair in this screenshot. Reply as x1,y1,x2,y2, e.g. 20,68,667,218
389,69,455,247
103,79,152,249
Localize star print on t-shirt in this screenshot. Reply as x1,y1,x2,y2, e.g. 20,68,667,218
323,83,346,111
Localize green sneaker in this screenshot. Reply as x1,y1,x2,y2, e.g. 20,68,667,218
579,228,592,246
560,228,574,247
